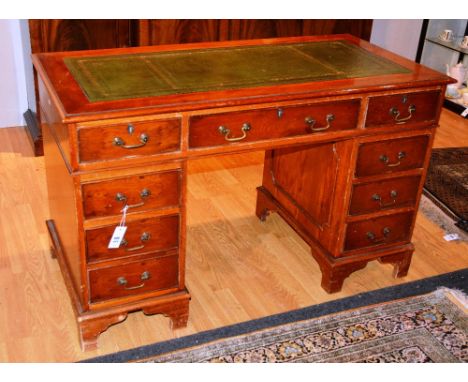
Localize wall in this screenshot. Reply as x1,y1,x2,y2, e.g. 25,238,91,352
370,19,423,60
19,20,36,114
0,19,30,128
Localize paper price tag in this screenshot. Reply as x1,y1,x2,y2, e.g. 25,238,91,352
108,226,127,249
443,233,460,242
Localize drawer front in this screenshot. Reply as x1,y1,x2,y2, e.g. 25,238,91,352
366,91,440,128
88,254,179,303
78,118,181,162
82,170,180,218
86,215,179,262
355,135,429,178
344,212,413,252
189,99,360,148
349,176,421,216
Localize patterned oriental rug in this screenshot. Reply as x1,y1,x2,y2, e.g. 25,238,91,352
424,147,468,232
84,269,468,363
142,289,468,363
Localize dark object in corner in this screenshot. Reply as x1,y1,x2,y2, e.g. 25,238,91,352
455,219,468,232
23,109,43,156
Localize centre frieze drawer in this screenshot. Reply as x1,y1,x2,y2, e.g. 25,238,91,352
189,99,360,148
86,215,179,263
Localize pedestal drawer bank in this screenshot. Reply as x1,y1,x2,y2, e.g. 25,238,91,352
33,35,454,351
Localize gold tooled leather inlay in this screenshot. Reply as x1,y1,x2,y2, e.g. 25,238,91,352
64,41,410,102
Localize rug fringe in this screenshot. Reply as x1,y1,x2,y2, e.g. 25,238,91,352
436,287,468,309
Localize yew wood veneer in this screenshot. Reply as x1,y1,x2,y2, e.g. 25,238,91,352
33,35,454,351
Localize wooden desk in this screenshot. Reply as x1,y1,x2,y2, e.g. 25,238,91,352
33,35,453,351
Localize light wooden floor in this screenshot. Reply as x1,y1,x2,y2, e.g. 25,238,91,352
0,109,467,362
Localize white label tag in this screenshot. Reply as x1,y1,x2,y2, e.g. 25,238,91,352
461,108,468,117
443,233,460,242
108,226,127,249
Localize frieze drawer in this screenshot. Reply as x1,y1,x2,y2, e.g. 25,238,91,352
189,99,360,148
78,118,181,163
365,90,440,128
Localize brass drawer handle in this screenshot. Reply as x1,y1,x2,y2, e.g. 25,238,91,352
115,188,151,209
372,190,398,208
116,271,151,290
119,232,151,252
389,104,416,124
366,227,391,244
379,151,406,167
113,133,149,149
218,123,251,142
305,113,335,132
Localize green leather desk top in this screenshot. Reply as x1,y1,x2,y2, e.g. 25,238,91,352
64,40,410,103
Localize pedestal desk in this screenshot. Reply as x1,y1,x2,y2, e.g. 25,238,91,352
33,35,453,350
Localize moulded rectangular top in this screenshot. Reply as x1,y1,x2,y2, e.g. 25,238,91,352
32,34,454,122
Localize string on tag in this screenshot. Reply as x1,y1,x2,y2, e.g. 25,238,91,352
108,205,129,249
119,205,129,227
